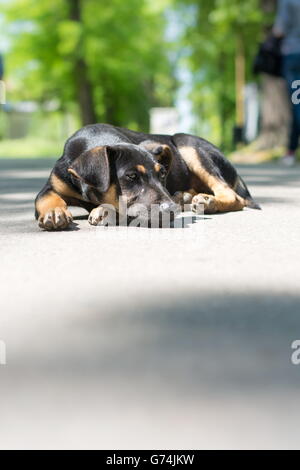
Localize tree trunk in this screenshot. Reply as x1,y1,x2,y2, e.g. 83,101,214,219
69,0,97,126
255,0,291,149
255,74,290,149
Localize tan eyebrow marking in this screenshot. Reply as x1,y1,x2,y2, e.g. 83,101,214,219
154,163,161,172
136,165,146,174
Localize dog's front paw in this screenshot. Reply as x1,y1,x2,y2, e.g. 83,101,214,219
38,208,73,230
88,206,108,226
192,194,218,214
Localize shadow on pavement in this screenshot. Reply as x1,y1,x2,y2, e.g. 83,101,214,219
10,290,300,397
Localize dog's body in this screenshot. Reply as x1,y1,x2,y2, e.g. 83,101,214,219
35,123,260,230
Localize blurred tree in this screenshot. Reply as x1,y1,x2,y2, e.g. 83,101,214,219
3,0,176,130
68,0,96,125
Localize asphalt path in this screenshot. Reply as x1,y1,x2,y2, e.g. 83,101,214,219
0,158,300,449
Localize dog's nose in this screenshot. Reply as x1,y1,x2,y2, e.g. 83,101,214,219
159,202,179,214
159,202,170,212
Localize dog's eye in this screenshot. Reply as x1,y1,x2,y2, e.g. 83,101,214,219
126,173,138,182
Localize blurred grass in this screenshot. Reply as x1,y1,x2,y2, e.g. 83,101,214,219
0,137,64,158
229,144,299,163
1,137,298,162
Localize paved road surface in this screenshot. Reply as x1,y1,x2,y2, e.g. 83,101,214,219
0,158,300,449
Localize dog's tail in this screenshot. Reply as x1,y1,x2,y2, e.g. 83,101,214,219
235,176,261,210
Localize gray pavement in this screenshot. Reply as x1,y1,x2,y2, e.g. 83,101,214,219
0,158,300,449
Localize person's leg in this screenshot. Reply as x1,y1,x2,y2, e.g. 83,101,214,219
289,111,299,153
282,54,300,163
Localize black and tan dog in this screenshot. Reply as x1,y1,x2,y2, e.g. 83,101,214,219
35,123,260,230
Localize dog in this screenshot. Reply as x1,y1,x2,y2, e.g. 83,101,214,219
35,123,260,230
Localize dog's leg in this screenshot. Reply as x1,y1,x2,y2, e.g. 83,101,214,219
35,188,73,230
177,146,246,214
190,193,244,214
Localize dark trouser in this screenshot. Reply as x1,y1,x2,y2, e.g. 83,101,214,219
282,53,300,152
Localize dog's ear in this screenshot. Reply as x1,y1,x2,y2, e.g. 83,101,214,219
151,145,173,173
68,146,115,193
139,141,173,173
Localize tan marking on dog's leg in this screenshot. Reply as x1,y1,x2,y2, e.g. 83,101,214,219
179,146,246,213
36,191,73,230
89,184,118,225
102,184,118,208
51,173,85,200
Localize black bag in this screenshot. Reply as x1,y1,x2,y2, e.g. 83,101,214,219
253,35,282,77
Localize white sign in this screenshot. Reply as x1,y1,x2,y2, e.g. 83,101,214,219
150,107,179,135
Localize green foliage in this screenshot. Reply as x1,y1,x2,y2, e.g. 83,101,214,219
2,0,276,151
2,0,175,131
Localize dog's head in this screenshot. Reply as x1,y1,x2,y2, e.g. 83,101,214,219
67,142,178,224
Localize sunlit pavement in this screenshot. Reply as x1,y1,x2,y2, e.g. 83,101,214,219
0,158,300,450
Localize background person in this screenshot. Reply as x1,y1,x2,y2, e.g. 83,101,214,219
274,0,300,166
